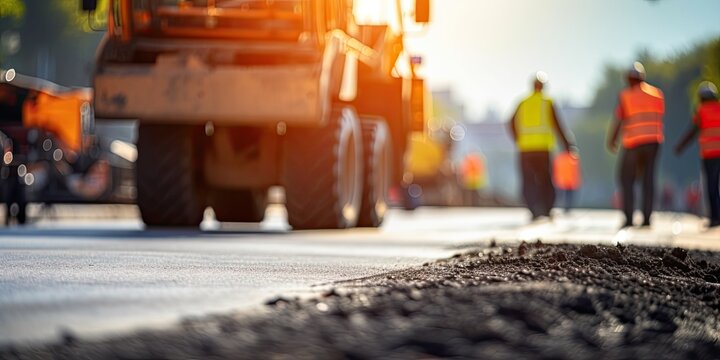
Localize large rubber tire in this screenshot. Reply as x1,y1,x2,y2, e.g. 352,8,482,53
136,124,206,227
284,106,363,230
357,119,391,227
211,189,268,223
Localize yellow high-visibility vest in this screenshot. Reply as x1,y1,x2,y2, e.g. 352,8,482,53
516,92,556,152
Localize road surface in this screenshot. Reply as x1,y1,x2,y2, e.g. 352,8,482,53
1,205,718,346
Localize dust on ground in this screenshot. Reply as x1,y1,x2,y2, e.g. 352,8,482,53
2,241,720,359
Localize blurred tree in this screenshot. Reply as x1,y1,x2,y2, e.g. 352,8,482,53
56,0,108,33
573,38,720,208
0,0,24,62
0,0,104,85
0,0,23,20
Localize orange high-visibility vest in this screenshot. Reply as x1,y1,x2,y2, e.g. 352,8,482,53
553,151,581,190
695,101,720,159
460,154,487,190
617,82,665,149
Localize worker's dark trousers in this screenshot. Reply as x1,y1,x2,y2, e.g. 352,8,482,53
2,166,27,225
702,157,720,226
558,189,575,212
520,151,555,218
619,143,659,226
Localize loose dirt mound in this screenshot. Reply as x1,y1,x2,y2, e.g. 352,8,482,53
3,243,720,359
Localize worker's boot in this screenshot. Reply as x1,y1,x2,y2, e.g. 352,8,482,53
620,218,633,229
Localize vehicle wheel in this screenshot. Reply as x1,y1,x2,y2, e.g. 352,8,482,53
136,124,206,227
357,119,391,227
211,189,267,223
284,106,363,229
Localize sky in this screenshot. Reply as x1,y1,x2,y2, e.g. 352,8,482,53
402,0,720,120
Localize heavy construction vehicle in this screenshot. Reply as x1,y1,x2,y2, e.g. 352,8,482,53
403,117,464,208
82,0,430,229
400,86,466,209
0,69,135,223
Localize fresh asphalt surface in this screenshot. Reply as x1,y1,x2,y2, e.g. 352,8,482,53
1,205,718,346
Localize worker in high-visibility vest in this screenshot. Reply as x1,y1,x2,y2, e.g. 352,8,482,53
459,152,487,206
509,72,574,220
553,150,581,212
675,81,720,228
607,62,665,228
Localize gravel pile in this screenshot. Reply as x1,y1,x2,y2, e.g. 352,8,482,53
3,242,720,359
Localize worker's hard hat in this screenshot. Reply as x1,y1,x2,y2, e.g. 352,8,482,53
534,71,548,85
627,62,646,81
698,81,718,101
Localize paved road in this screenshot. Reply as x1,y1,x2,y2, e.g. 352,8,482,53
1,205,718,345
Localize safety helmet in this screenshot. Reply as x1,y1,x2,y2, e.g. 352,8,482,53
627,62,646,81
698,81,718,101
534,71,548,85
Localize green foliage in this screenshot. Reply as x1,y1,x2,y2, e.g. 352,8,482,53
0,0,24,20
0,0,105,85
2,0,107,39
56,0,108,33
